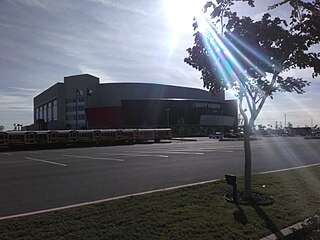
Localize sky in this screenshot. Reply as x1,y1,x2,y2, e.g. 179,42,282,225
0,0,319,130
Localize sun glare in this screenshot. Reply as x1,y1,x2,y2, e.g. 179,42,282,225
162,0,205,31
162,0,206,60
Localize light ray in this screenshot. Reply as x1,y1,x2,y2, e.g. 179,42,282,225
196,14,250,93
225,29,281,73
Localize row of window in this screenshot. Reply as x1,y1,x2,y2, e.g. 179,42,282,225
35,99,58,122
65,97,85,103
66,114,85,121
66,106,85,112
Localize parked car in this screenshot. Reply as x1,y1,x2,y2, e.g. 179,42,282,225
209,132,224,139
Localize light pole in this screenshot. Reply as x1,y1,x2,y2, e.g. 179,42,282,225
165,108,170,128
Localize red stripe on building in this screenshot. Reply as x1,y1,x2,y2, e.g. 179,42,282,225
86,107,123,128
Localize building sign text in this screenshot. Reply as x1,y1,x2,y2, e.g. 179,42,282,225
191,102,221,109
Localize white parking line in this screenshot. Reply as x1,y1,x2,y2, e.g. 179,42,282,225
2,152,13,156
131,151,204,155
0,160,32,164
25,157,67,167
211,150,234,153
173,149,234,153
166,151,204,155
96,153,168,158
63,154,124,162
258,162,320,174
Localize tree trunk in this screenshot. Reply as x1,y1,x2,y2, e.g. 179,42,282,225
244,124,252,199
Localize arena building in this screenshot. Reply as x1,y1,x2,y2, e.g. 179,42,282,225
33,74,238,136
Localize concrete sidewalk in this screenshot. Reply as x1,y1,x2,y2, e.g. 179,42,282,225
260,216,316,240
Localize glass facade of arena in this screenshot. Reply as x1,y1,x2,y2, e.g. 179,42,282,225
34,99,58,123
65,97,86,129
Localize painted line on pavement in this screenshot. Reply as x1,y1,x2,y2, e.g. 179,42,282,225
165,151,204,155
2,152,13,156
173,149,234,153
63,154,124,162
0,178,221,222
25,157,67,167
96,153,168,158
1,162,320,221
128,151,204,155
258,162,320,175
0,160,32,164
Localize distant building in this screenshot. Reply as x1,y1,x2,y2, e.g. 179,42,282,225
33,74,238,136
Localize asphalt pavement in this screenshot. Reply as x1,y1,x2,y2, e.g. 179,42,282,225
0,137,319,218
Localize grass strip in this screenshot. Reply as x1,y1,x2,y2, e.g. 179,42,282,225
0,165,320,239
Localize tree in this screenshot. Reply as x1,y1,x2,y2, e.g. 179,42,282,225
185,0,320,199
0,125,4,132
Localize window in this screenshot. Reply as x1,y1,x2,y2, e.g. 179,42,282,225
66,97,85,103
48,102,52,121
66,106,73,112
44,104,47,122
39,106,43,120
66,106,85,112
35,108,39,120
53,99,57,120
66,115,74,121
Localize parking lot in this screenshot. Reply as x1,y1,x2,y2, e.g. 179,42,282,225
0,137,319,218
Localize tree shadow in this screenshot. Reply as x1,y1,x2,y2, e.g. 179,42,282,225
233,203,248,225
251,204,285,239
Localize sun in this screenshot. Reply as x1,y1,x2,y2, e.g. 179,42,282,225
162,0,205,31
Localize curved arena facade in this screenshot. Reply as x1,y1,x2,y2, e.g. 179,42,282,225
33,74,237,136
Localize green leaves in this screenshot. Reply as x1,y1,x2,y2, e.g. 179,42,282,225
276,76,310,94
185,0,319,100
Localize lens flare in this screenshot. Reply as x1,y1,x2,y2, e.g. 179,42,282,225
196,14,250,90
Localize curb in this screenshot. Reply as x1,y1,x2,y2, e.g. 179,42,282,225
260,217,311,240
0,178,220,221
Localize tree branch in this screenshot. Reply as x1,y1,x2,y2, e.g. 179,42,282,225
250,73,279,126
239,92,249,126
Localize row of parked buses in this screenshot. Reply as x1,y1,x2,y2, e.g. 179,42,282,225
0,128,172,149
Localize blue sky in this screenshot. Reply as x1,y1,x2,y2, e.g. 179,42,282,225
0,0,319,130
